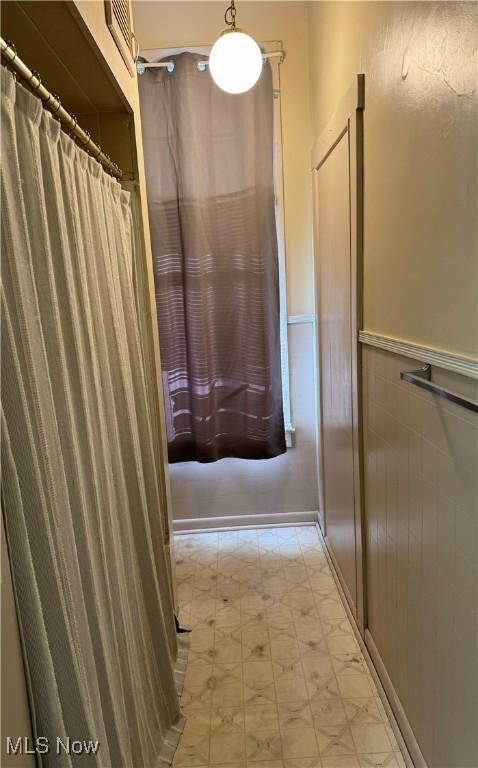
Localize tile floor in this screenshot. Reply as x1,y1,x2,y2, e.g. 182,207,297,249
173,525,406,768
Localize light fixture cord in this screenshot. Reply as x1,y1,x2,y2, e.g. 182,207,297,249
224,0,237,29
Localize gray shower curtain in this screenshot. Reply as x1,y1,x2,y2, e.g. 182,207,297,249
1,67,184,767
139,52,286,463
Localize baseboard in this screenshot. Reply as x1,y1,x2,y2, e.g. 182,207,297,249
323,532,358,625
173,510,319,534
365,630,427,768
314,523,417,768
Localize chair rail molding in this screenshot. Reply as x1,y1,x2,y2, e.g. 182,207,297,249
359,330,478,380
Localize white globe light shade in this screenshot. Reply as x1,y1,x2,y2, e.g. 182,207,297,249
209,30,263,94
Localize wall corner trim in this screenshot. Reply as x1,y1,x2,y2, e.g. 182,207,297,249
311,73,365,170
359,330,478,380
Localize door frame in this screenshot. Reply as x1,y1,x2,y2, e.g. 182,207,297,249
311,74,366,634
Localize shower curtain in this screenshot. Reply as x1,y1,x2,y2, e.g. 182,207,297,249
1,68,183,767
139,52,286,463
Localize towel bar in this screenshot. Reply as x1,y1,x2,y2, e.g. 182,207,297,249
400,364,478,414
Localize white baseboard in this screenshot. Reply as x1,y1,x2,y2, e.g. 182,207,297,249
173,510,319,534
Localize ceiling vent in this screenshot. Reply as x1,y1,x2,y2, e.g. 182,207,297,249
105,0,136,76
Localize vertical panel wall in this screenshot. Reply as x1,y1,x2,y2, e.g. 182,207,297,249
363,345,478,768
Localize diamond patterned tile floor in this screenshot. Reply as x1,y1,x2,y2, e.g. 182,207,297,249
172,526,406,768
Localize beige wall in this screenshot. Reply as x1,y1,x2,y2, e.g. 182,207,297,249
133,1,318,523
133,0,314,316
308,1,478,357
309,4,478,764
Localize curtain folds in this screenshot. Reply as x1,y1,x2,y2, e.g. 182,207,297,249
1,68,183,767
139,52,286,463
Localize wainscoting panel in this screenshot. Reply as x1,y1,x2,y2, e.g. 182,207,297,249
363,344,478,768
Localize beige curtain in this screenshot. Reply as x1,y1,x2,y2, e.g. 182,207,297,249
1,68,184,767
126,181,174,561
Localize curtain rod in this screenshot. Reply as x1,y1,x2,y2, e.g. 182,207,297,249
137,50,284,74
1,37,123,179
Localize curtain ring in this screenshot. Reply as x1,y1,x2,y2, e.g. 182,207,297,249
93,144,103,160
5,40,17,63
29,70,42,91
51,94,62,116
69,113,78,140
4,40,18,79
45,92,61,118
83,130,92,149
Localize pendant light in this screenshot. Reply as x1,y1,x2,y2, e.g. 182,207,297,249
209,1,263,94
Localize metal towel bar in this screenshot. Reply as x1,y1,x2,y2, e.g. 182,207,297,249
400,364,478,414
